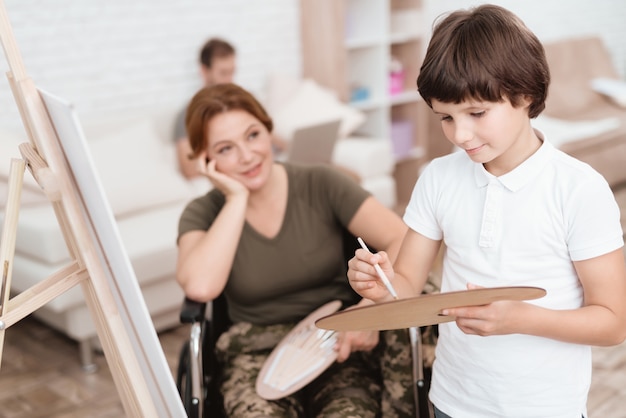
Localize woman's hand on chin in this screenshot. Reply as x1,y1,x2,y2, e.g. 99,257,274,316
202,158,249,200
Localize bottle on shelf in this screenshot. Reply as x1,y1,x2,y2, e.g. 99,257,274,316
389,56,405,96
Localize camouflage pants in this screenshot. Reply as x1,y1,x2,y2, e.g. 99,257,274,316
383,271,441,418
216,321,381,417
380,326,438,418
215,322,435,417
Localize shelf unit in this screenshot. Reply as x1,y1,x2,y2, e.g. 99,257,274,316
300,0,428,161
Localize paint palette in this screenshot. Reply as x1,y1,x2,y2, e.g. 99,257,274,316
316,286,546,332
255,300,342,400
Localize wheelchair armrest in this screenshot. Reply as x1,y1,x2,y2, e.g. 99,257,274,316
180,297,208,324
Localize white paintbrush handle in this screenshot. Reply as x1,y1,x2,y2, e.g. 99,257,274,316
357,237,399,299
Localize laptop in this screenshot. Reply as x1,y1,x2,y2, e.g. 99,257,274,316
284,119,342,164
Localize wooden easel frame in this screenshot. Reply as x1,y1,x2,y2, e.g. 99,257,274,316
0,2,185,416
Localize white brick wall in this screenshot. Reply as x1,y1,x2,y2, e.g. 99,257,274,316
1,0,625,133
0,0,301,131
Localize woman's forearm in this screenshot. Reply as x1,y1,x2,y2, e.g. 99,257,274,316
177,194,247,301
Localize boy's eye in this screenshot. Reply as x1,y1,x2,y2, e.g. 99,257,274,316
471,111,486,118
440,115,452,122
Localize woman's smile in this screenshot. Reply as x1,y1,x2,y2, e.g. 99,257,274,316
241,162,263,178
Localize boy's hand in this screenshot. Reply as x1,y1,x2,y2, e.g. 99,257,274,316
347,249,396,303
443,283,525,336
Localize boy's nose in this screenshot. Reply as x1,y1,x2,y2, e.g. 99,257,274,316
452,126,473,145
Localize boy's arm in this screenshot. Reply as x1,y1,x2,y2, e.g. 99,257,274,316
446,248,626,346
348,228,441,302
394,230,442,297
563,249,626,345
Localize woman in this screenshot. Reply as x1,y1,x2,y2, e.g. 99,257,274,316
176,83,408,417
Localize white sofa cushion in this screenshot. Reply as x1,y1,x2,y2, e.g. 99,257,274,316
531,115,621,148
591,77,626,108
271,79,366,141
10,253,184,340
9,205,70,264
117,201,187,284
10,251,184,315
332,137,395,179
360,175,397,210
88,119,210,218
0,121,210,218
3,200,187,308
263,73,303,116
11,254,85,312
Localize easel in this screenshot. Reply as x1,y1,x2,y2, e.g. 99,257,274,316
0,2,184,416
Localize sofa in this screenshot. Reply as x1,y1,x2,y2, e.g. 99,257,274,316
0,77,398,368
536,36,626,188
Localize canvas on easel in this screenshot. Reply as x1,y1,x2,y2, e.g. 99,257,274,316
0,1,186,416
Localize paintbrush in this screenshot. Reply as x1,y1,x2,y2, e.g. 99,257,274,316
357,237,399,299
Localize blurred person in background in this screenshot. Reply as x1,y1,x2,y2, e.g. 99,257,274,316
173,37,237,178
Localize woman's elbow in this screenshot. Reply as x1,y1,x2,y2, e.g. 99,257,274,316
177,273,219,302
183,283,219,303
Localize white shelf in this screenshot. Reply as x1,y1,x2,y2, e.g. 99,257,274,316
350,91,421,110
389,32,422,44
390,90,422,105
345,36,384,49
301,0,427,148
350,97,388,111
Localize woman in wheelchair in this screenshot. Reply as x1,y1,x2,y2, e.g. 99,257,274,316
175,83,410,417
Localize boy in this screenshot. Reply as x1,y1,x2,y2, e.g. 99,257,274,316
348,5,626,417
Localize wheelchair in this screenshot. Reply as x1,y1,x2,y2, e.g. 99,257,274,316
176,294,230,417
175,233,436,418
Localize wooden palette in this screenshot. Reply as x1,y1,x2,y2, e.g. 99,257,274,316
315,286,546,332
256,300,342,400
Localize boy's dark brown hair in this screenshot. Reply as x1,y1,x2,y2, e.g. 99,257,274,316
199,37,236,68
185,83,273,159
417,4,550,118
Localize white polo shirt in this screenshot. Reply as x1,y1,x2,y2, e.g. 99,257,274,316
404,137,623,418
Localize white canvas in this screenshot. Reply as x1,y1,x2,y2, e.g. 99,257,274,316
38,88,186,417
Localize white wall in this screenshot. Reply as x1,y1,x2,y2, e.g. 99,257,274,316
425,1,626,77
0,0,301,131
1,0,625,133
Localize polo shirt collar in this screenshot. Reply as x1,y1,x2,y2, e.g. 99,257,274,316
473,130,554,192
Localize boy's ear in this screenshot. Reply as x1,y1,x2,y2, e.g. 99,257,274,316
511,95,533,114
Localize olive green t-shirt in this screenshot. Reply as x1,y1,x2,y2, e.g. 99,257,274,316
177,163,370,325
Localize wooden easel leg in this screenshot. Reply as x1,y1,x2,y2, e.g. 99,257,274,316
0,158,26,371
